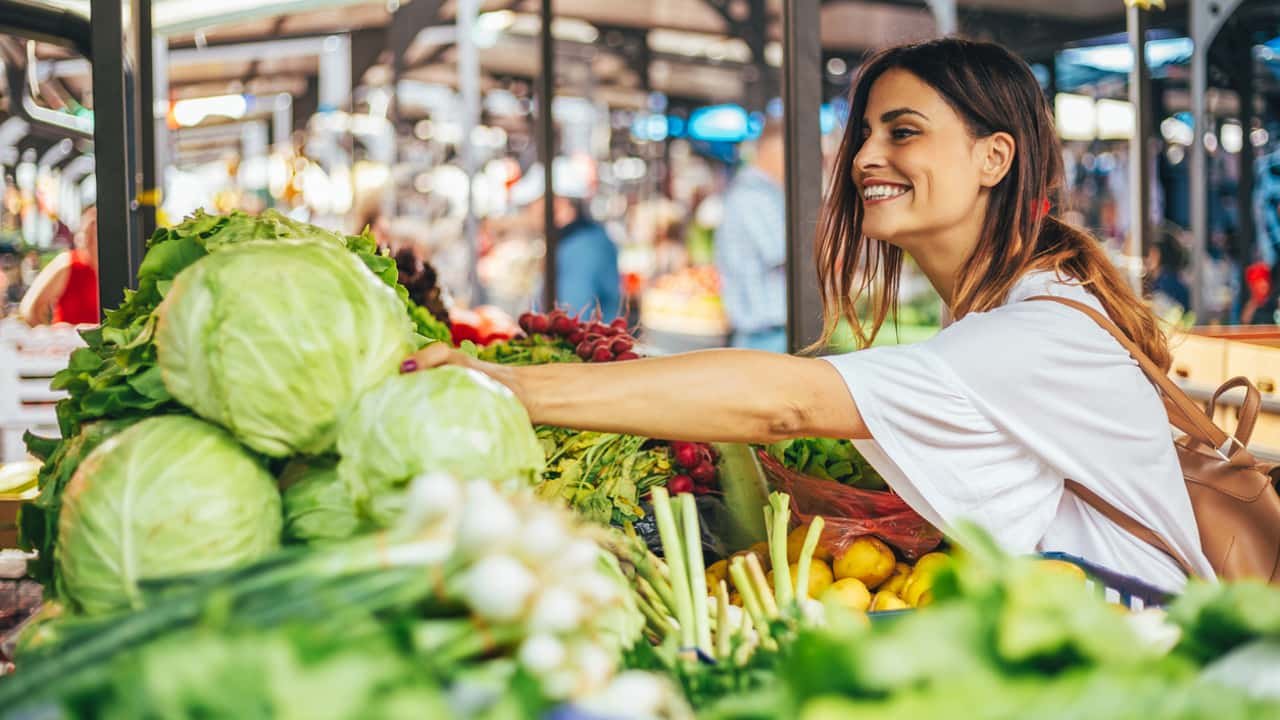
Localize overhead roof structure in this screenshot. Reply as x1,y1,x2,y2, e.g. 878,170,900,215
16,0,1255,135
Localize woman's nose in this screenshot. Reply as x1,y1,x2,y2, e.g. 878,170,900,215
853,141,885,177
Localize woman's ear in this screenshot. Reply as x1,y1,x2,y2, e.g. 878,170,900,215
978,131,1016,188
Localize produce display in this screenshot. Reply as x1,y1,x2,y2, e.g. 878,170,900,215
4,209,1280,719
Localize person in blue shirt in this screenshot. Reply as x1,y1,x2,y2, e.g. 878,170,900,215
510,159,621,320
714,122,788,352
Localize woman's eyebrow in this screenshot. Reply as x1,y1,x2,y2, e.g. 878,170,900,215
879,107,929,123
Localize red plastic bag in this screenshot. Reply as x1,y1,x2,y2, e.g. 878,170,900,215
758,451,943,561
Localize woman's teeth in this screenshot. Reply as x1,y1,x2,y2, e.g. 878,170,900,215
863,185,910,201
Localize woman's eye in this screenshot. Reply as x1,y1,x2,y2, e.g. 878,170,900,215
891,127,918,140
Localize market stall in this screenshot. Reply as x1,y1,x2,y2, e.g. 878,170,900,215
0,210,1278,719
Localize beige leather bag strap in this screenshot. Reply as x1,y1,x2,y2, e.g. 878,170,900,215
1207,376,1262,447
1063,479,1198,578
1026,295,1232,453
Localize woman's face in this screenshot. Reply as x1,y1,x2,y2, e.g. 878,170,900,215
851,69,991,249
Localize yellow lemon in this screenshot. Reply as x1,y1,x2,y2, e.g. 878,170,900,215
879,562,912,595
869,590,910,612
737,541,772,571
706,559,730,590
832,536,896,589
770,560,835,599
901,553,951,607
1037,559,1088,583
787,522,833,563
822,577,872,612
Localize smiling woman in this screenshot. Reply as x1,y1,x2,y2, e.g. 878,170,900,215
406,38,1215,593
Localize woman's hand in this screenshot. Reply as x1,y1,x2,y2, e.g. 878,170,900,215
400,343,525,403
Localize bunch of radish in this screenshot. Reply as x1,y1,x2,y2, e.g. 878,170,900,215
665,441,719,496
517,310,641,363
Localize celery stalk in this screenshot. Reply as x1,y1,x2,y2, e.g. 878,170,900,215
681,492,713,655
651,488,696,649
794,516,825,601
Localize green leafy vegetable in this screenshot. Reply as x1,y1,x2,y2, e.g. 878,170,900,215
1167,580,1280,664
535,426,674,525
335,367,544,531
155,240,415,457
280,460,367,544
765,438,885,490
57,415,281,614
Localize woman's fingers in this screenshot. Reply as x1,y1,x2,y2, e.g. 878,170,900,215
400,342,463,373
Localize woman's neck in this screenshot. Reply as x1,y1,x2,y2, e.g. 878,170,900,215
901,200,988,308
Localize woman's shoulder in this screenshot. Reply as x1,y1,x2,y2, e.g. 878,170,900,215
926,271,1123,373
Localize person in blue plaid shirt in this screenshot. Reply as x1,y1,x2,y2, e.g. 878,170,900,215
714,122,788,353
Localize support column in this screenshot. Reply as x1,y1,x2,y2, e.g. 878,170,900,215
782,0,823,352
926,0,958,36
91,0,144,314
457,0,480,305
538,0,557,312
1234,39,1255,270
152,34,169,214
1188,0,1242,318
1126,2,1152,293
137,0,157,238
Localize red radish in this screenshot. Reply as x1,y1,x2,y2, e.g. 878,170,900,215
567,329,587,345
609,338,633,354
610,317,629,331
690,462,716,484
615,351,640,361
584,333,603,344
588,322,611,336
518,312,536,333
591,346,614,362
667,475,694,494
551,315,577,336
576,341,594,360
528,314,551,334
672,442,699,469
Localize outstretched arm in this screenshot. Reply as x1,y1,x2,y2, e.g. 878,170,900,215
404,344,869,444
18,253,71,327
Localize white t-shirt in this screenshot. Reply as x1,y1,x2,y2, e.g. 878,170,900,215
822,271,1214,591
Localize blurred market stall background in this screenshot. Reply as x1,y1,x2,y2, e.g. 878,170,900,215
1,0,1279,457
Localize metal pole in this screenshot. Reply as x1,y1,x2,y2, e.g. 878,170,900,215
782,0,824,352
1188,0,1243,319
91,0,141,316
1126,3,1151,293
926,0,958,36
137,0,156,239
457,0,480,306
538,0,557,312
152,34,169,207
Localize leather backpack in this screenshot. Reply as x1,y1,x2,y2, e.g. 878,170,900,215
1029,295,1280,584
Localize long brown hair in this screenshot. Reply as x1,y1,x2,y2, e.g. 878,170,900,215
815,38,1170,369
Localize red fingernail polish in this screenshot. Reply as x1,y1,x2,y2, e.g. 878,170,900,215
400,359,418,373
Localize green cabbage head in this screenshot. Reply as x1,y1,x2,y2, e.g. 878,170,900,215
56,415,282,614
155,240,416,457
337,367,543,528
280,460,366,544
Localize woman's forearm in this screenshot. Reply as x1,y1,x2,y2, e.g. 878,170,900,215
502,349,867,443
